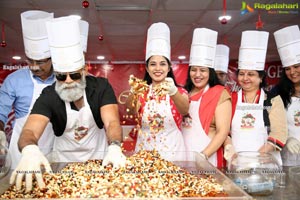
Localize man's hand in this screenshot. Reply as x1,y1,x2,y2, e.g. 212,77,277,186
0,130,7,148
286,137,300,154
224,144,236,161
9,145,52,192
102,144,126,170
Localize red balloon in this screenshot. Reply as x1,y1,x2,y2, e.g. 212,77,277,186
220,18,227,25
1,41,6,47
98,35,104,41
82,0,89,8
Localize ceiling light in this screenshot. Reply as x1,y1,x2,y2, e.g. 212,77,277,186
218,15,231,25
97,55,105,60
218,15,231,21
12,56,21,60
178,55,186,60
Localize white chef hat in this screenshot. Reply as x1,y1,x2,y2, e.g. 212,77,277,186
145,22,170,61
238,30,269,70
21,10,54,60
46,16,85,73
79,20,89,53
189,28,218,68
214,44,230,73
274,25,300,67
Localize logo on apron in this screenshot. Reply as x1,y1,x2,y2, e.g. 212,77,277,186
294,110,300,126
182,114,192,128
241,113,256,129
74,126,89,141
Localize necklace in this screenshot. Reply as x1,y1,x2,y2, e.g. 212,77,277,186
242,89,260,103
244,94,258,103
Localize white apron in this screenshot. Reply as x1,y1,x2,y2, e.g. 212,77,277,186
53,92,107,162
182,85,217,165
9,71,55,169
135,86,186,161
231,89,282,165
281,97,300,166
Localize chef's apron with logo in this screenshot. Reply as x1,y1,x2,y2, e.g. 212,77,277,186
9,71,55,169
135,86,186,161
231,89,282,165
53,92,108,162
281,97,300,166
182,86,217,165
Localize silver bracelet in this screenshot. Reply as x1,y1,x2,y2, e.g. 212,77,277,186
110,140,121,147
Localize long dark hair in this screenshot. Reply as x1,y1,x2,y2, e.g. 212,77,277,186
276,70,294,108
184,66,221,92
143,56,179,86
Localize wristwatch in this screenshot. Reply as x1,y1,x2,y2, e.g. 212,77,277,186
110,140,121,147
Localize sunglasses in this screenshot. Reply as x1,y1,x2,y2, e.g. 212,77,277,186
55,71,82,81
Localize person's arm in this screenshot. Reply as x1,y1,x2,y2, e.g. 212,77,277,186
18,114,49,151
170,89,189,115
0,75,17,126
100,104,123,143
202,96,232,158
163,78,189,115
101,104,126,169
258,95,288,153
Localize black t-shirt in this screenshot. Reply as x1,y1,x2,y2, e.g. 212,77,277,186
31,76,118,136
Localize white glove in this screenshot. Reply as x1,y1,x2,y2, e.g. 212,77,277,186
224,144,236,161
9,145,52,192
0,130,7,148
163,77,178,96
102,144,126,170
198,152,208,160
286,137,300,154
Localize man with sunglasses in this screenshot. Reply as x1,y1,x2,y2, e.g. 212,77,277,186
0,11,56,169
10,16,126,192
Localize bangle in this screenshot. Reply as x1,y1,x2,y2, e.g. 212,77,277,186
110,140,121,147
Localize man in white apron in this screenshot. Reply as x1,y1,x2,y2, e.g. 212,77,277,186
0,11,56,169
274,25,300,166
9,16,126,192
224,31,288,166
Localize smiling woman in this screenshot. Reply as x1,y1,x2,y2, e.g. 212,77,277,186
224,30,288,167
182,28,231,168
273,25,300,167
126,22,189,162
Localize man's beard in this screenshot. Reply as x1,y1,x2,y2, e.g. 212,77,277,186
55,75,86,102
